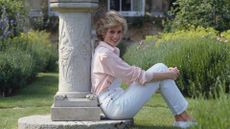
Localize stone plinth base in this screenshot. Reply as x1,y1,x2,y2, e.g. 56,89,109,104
51,104,101,121
18,115,134,129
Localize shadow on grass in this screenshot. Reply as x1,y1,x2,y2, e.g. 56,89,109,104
0,73,58,99
133,125,179,129
19,73,58,95
0,73,58,108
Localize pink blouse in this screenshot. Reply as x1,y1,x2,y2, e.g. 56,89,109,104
91,41,154,95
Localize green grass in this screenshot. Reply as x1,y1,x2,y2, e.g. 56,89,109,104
0,73,57,129
0,73,229,129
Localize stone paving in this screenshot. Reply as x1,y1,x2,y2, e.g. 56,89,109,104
18,115,133,129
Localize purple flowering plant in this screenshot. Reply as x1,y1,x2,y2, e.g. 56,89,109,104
0,6,11,40
0,3,25,51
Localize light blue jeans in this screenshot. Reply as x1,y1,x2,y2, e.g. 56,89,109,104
98,63,188,119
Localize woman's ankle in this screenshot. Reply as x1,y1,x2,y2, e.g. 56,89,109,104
175,115,184,121
175,111,193,121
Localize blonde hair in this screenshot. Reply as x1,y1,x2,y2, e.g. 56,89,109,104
95,10,127,41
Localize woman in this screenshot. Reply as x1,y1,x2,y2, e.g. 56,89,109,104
91,10,196,128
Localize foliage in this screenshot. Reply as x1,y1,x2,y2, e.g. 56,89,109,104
0,48,34,97
0,0,26,39
18,31,58,72
128,16,150,28
164,0,230,32
221,29,230,41
123,27,230,97
28,0,59,32
0,31,58,97
30,15,59,32
117,40,128,58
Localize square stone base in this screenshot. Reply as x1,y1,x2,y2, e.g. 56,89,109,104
51,105,101,121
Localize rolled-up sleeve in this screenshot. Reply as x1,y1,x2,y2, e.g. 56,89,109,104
100,52,153,85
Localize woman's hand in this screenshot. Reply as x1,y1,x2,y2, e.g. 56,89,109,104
151,67,181,81
168,67,180,80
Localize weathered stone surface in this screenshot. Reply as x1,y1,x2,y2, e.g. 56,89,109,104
50,0,98,12
51,105,101,121
50,0,98,3
54,98,98,107
18,115,134,129
57,12,93,95
49,0,101,121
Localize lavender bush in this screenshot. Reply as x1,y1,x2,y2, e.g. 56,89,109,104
0,0,25,41
0,0,58,97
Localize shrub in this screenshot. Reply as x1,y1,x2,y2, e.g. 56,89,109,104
9,31,58,72
30,15,59,33
221,29,230,42
0,0,26,39
0,48,34,97
123,27,230,97
0,31,58,96
24,31,58,72
164,0,230,32
28,0,59,32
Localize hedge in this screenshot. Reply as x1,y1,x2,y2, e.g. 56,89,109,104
0,31,58,97
123,27,230,98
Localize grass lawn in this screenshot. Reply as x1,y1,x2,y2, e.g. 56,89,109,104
0,73,229,129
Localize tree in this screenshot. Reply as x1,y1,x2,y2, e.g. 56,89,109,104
164,0,230,32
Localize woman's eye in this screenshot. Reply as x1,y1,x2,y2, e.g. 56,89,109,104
109,30,115,34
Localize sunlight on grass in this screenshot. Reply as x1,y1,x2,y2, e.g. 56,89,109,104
190,94,230,129
0,106,50,129
0,73,57,129
0,72,229,129
0,73,57,108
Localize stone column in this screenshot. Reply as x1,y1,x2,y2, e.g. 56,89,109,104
50,0,101,121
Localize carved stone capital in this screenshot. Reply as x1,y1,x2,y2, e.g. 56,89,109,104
50,0,98,13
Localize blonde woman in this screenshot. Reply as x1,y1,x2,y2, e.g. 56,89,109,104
91,10,196,128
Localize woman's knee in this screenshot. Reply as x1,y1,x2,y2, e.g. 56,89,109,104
147,63,168,72
155,63,168,69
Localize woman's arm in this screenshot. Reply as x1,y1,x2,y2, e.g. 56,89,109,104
99,51,180,84
152,67,180,81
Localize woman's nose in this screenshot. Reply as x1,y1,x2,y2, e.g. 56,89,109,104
113,33,120,39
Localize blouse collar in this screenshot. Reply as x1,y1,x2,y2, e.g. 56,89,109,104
99,41,117,53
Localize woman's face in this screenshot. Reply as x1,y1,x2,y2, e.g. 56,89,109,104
103,25,123,47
